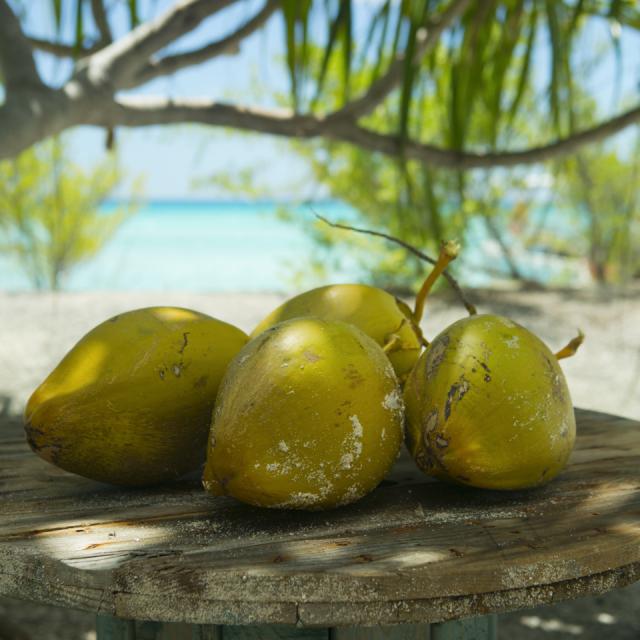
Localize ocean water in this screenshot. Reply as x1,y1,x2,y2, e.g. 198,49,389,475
0,201,363,293
0,200,586,292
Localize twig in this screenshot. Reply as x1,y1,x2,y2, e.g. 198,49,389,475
133,0,279,87
313,213,477,315
91,0,112,46
28,36,98,58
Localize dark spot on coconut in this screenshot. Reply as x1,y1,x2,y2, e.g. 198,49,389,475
273,555,286,564
471,367,477,373
484,374,492,383
542,354,566,403
423,408,439,433
23,421,45,451
253,332,274,355
552,376,566,403
178,332,190,354
193,375,208,389
172,362,185,377
158,367,167,380
444,375,471,421
26,424,62,463
541,467,549,477
449,548,464,558
470,355,491,375
425,334,450,378
343,364,365,389
435,435,449,449
414,444,436,473
109,315,120,322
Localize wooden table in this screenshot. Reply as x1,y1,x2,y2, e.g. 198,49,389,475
1,408,639,639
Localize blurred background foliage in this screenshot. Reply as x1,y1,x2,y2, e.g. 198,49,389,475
0,139,139,290
219,32,640,292
2,0,639,291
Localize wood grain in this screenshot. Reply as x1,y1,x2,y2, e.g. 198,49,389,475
1,409,639,626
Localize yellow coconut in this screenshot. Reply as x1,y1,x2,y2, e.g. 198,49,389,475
203,317,404,510
404,314,577,490
24,307,248,486
250,242,461,381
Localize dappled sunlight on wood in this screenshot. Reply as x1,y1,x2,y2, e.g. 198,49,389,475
1,409,639,627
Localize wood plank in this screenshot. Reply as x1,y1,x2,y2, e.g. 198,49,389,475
1,409,640,626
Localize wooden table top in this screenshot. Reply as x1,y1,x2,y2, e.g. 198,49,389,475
1,409,639,627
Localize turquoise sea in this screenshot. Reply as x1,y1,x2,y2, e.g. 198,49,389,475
0,200,583,292
0,201,360,292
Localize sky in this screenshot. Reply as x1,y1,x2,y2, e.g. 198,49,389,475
17,0,640,201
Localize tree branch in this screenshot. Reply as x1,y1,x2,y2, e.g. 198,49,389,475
314,214,478,316
0,0,42,90
334,104,640,169
132,0,279,87
28,36,97,58
93,96,320,136
326,0,473,123
91,96,640,171
89,0,238,87
91,0,112,46
0,89,73,160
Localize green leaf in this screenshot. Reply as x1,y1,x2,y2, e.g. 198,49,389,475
487,1,525,146
340,0,352,102
398,16,419,146
281,0,299,109
545,1,559,129
75,0,84,51
313,1,347,107
368,1,393,84
568,0,586,33
128,0,139,28
507,2,537,128
608,0,624,107
53,0,63,34
357,0,390,70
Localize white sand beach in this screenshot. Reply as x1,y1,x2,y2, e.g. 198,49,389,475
1,287,639,420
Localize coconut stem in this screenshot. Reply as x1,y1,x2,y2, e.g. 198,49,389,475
382,334,401,353
412,240,460,325
555,330,585,360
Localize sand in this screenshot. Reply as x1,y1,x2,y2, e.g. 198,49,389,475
1,287,639,420
1,286,639,639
